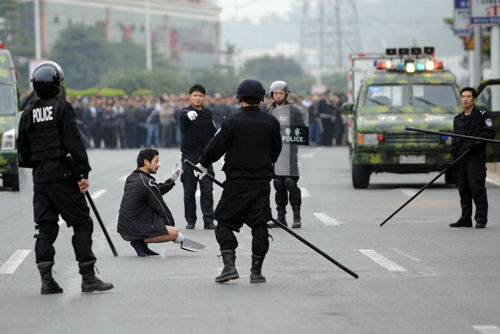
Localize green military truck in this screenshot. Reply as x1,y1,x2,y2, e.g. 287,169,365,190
343,48,460,188
0,42,20,190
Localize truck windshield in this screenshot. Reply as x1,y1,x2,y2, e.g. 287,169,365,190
0,84,15,115
364,85,409,107
412,84,458,107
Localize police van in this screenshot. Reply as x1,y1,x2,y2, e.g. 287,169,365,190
0,41,20,190
343,47,460,188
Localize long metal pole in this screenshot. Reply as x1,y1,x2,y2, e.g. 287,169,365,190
34,0,41,61
145,0,152,71
183,159,359,279
405,127,500,145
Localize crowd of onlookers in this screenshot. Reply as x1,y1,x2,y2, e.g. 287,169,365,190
19,89,347,149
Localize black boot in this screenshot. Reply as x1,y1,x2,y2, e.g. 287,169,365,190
292,206,301,228
215,250,239,283
37,261,63,295
268,206,287,228
143,241,159,256
250,255,266,283
79,260,114,292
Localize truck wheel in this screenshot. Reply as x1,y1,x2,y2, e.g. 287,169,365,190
4,173,19,191
352,164,370,189
444,170,455,185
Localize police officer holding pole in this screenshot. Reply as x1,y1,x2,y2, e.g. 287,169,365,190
192,79,282,283
449,87,495,229
17,61,113,294
266,80,308,228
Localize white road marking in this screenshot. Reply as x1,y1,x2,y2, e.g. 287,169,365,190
393,248,422,262
300,152,315,159
486,176,500,187
119,174,129,181
0,250,31,274
399,188,417,197
91,189,107,199
300,187,310,198
473,325,500,334
313,212,343,226
359,249,407,272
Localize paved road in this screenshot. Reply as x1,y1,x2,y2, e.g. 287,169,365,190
1,147,499,334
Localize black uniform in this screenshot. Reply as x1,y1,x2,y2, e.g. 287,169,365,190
17,97,95,264
199,105,282,255
450,106,495,226
117,169,175,240
180,105,217,226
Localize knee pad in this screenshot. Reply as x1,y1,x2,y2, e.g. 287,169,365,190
273,178,284,190
34,223,59,243
284,177,297,191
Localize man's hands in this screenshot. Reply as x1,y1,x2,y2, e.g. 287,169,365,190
193,163,208,179
170,163,183,182
78,178,89,193
187,110,198,121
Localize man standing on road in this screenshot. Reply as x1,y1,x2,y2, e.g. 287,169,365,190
180,84,217,230
17,61,113,294
195,79,282,283
266,80,308,229
117,149,184,256
449,87,495,229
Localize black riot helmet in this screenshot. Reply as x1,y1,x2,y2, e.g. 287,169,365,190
236,79,266,103
269,80,289,99
31,61,64,99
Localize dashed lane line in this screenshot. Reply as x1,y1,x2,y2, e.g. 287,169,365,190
300,187,310,198
300,152,315,159
473,325,500,334
392,248,422,262
91,189,107,199
359,249,407,272
313,212,343,226
398,188,417,197
0,250,31,274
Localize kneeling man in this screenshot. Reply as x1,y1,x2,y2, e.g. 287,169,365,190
118,149,184,256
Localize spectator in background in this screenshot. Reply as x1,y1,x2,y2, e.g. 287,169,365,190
124,97,137,148
146,99,161,148
308,96,322,146
101,103,117,149
318,90,334,146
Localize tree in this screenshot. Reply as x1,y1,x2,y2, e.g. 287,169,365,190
241,55,304,84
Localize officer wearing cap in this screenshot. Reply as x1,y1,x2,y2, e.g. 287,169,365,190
194,79,282,284
17,61,113,294
449,87,495,229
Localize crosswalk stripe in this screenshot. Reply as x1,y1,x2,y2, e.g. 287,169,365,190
300,187,310,198
359,249,407,272
0,250,31,274
473,325,500,334
314,212,342,226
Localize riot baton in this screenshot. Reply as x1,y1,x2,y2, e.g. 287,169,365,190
183,159,359,279
406,127,500,145
67,155,118,257
380,148,470,227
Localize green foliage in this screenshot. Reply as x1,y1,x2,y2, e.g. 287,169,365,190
190,66,239,96
241,55,303,84
100,88,125,98
321,72,348,94
131,89,155,98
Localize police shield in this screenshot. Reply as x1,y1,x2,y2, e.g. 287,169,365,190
270,104,309,176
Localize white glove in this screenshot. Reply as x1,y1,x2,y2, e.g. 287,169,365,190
174,232,184,244
187,110,198,121
193,162,208,179
170,163,183,182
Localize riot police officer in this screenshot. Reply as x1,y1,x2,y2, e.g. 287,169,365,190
267,80,308,228
195,79,282,283
17,61,113,294
449,87,495,229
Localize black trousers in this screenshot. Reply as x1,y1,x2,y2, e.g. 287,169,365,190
454,156,488,224
273,176,301,208
33,179,96,263
181,152,214,225
214,180,271,256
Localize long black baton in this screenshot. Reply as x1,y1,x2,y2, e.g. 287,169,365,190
406,127,500,145
380,148,470,227
183,159,359,279
67,155,118,257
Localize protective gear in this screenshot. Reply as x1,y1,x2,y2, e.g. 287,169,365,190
268,205,287,229
250,255,266,283
170,163,183,182
37,261,63,294
292,206,301,228
193,162,208,179
187,110,198,121
78,260,114,292
215,250,239,283
174,231,185,244
269,80,290,98
31,61,64,100
236,79,265,101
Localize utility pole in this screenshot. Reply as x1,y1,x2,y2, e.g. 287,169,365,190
145,0,152,71
34,0,41,61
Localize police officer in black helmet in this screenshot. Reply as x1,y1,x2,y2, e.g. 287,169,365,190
17,61,113,294
195,79,282,283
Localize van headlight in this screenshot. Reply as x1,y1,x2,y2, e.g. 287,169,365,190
1,128,15,151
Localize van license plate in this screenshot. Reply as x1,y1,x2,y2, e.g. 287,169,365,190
399,155,425,164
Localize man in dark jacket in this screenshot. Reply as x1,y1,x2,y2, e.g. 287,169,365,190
180,84,217,230
449,87,495,229
118,149,184,256
195,79,282,284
